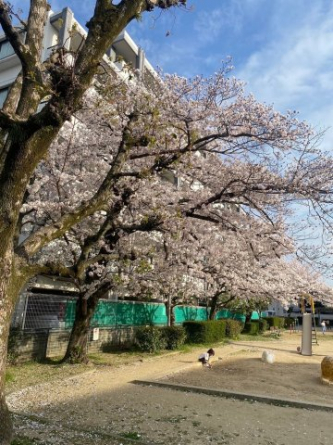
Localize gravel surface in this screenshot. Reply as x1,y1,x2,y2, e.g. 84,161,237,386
8,332,333,444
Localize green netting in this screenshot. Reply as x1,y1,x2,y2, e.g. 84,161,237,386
64,300,254,328
216,309,247,322
251,311,260,320
92,301,167,326
64,300,76,328
174,306,208,323
64,300,167,328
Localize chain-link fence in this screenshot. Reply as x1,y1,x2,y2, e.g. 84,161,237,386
12,293,77,330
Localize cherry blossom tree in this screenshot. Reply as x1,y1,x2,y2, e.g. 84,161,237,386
2,3,333,442
17,64,333,364
59,212,166,363
110,214,330,326
112,228,208,326
202,225,294,320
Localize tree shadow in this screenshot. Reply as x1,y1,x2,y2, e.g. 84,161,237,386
9,357,333,445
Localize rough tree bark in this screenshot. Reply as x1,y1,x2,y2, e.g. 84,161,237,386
209,293,219,320
0,252,30,445
0,258,15,445
61,294,98,364
62,283,112,364
165,299,176,326
245,311,252,325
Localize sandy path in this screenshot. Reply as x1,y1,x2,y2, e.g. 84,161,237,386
8,332,333,444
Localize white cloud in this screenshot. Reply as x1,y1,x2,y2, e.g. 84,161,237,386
237,2,333,148
194,8,233,43
193,1,254,44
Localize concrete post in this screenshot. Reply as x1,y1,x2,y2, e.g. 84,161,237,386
301,313,312,356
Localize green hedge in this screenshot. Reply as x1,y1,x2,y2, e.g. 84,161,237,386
225,319,243,339
135,326,187,352
135,326,167,352
183,320,227,343
243,319,269,335
161,326,187,350
284,317,297,328
242,321,260,335
264,317,285,329
259,318,268,332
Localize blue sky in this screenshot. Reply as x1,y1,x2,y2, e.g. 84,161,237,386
127,0,333,151
15,1,333,149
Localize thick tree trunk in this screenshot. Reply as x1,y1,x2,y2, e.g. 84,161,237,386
0,329,13,445
61,293,99,364
0,253,19,445
209,293,236,321
245,311,252,324
165,300,175,326
170,307,176,326
0,398,11,445
209,294,218,320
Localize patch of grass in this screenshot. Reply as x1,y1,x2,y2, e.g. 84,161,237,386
176,343,193,353
5,360,90,394
5,346,180,394
88,350,154,367
237,333,281,342
5,370,15,384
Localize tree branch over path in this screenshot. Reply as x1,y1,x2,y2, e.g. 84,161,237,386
18,112,141,258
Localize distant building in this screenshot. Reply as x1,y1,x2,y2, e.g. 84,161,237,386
263,300,289,317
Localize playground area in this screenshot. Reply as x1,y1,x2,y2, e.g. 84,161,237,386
8,331,333,445
161,331,333,406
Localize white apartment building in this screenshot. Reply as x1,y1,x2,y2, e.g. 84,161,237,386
0,6,156,108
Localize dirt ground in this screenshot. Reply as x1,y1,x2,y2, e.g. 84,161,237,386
7,332,333,445
162,333,333,406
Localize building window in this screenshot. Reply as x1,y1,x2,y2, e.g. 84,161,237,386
0,86,9,108
0,40,15,60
